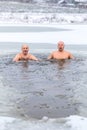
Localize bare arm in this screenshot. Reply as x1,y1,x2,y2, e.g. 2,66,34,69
13,54,20,62
69,53,74,59
29,54,38,61
48,53,53,59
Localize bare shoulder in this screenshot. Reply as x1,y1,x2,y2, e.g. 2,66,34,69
28,53,38,61
51,51,58,55
64,50,74,59
48,51,57,59
64,50,71,55
13,53,22,62
53,50,57,53
28,53,34,59
15,53,22,58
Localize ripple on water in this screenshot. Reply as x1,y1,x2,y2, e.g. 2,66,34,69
0,54,87,119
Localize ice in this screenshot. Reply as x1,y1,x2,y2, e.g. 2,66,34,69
0,115,87,130
66,115,87,130
0,24,87,45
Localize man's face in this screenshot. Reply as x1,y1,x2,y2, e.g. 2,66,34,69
58,42,64,52
22,45,29,55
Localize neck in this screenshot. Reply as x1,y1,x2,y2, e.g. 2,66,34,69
23,53,28,56
58,50,63,52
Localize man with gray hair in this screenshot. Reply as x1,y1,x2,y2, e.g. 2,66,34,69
13,44,38,62
48,41,74,60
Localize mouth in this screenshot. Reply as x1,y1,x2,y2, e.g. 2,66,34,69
23,50,28,54
59,48,63,51
24,50,28,52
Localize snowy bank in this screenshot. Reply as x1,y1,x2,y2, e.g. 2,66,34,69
0,13,87,24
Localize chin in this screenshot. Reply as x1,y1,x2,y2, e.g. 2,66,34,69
59,49,63,52
24,52,28,55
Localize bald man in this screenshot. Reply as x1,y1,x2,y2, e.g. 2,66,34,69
13,44,38,62
48,41,74,60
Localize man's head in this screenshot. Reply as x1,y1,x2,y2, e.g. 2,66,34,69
21,44,29,55
57,41,64,52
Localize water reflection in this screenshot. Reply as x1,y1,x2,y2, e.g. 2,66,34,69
21,61,29,68
49,59,71,70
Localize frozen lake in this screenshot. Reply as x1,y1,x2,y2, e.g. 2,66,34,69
0,24,87,130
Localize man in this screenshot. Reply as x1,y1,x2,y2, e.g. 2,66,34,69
13,44,38,62
48,41,74,60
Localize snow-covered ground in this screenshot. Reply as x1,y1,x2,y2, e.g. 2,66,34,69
0,12,87,24
0,24,87,45
0,115,87,130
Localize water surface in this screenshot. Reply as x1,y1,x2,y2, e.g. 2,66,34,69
0,44,87,119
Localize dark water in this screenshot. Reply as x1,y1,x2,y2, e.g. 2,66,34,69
0,50,87,119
